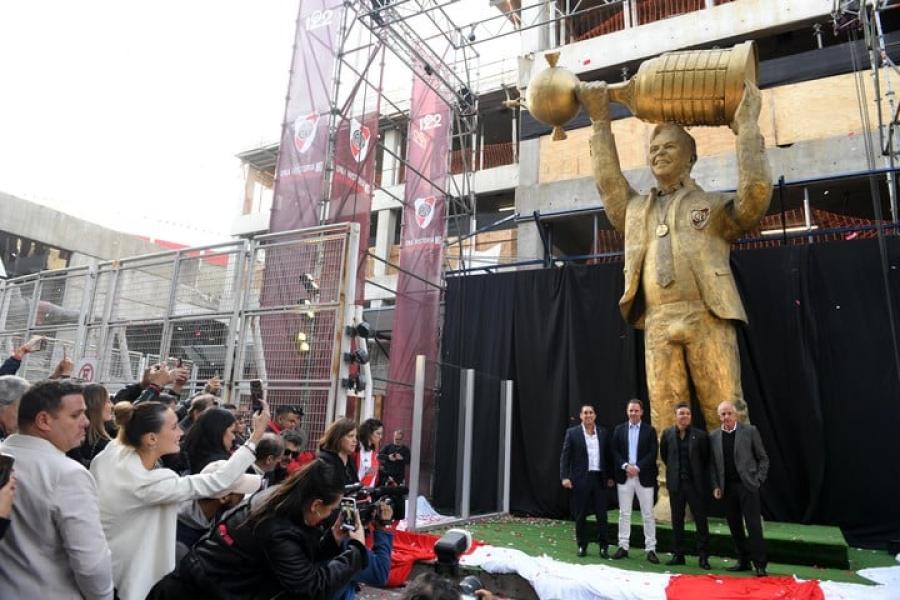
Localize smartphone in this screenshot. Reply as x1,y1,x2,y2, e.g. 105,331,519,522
339,498,357,531
176,358,183,368
250,379,264,413
37,338,48,352
0,453,14,488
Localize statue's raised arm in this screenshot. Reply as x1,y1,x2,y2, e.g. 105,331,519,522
576,81,639,233
727,81,773,238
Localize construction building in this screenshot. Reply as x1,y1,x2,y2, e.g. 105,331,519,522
229,0,898,397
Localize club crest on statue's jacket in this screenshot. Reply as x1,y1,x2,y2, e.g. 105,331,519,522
415,196,436,229
292,112,320,154
349,118,371,163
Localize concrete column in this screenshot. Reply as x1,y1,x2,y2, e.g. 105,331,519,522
519,1,553,55
381,129,401,186
373,208,398,277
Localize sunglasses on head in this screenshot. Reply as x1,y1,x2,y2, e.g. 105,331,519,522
283,449,300,459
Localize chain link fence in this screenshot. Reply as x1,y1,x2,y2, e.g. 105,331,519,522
0,224,359,451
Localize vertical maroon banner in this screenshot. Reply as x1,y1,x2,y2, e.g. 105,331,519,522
384,73,452,462
329,112,380,304
268,0,345,234
256,0,345,427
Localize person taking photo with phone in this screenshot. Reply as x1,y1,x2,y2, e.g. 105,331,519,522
90,398,270,600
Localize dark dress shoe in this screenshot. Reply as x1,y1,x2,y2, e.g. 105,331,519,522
726,561,752,572
698,556,711,570
646,551,659,564
755,565,768,577
666,554,686,566
612,547,629,560
600,546,610,559
577,546,587,557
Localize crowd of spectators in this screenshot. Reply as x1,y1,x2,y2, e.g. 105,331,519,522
0,335,419,599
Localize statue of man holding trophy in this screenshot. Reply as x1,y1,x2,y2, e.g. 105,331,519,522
531,42,773,516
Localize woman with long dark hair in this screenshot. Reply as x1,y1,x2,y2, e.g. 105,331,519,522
354,418,383,487
67,383,113,467
182,407,238,473
90,400,269,600
148,459,368,599
317,417,359,486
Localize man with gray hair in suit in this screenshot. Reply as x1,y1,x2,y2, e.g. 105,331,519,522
709,400,769,577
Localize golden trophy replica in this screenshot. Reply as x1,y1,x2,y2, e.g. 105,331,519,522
527,41,758,136
529,42,772,520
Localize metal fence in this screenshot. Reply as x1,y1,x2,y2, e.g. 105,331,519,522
0,224,360,450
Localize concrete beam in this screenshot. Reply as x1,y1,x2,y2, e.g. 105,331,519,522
0,192,163,262
371,164,518,212
521,0,833,85
513,132,878,262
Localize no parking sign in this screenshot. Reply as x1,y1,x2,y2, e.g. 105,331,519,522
74,358,97,382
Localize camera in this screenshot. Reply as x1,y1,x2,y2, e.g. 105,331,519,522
458,575,484,599
342,482,408,526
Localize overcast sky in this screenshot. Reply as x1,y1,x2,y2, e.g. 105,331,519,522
0,1,518,246
0,1,299,245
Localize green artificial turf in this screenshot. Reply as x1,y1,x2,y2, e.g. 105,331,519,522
431,515,898,585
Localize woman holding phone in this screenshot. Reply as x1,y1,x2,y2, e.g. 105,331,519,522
90,399,270,600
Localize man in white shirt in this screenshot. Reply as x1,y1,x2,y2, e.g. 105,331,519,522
611,399,659,563
560,404,613,558
0,380,113,599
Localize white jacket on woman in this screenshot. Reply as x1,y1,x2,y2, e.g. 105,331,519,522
90,440,255,600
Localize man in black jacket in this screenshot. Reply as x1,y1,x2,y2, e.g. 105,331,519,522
560,404,612,558
659,402,711,569
378,429,410,484
611,399,659,563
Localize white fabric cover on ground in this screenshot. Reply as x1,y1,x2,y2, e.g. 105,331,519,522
462,546,668,600
397,496,459,531
462,545,900,600
820,566,900,600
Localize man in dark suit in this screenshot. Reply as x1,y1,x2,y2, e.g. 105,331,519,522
709,400,770,577
660,402,711,569
611,399,658,563
560,404,612,558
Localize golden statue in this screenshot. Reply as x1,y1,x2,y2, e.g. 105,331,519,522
528,43,773,518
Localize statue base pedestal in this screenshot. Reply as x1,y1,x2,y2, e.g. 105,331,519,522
654,489,672,522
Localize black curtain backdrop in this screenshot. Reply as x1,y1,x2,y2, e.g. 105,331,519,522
436,238,900,548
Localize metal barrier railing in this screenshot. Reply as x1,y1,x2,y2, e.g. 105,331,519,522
0,224,359,451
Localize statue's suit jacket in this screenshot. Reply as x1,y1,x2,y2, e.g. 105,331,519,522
589,124,772,330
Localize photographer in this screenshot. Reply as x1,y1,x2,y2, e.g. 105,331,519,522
148,459,368,600
401,573,494,600
333,498,394,600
